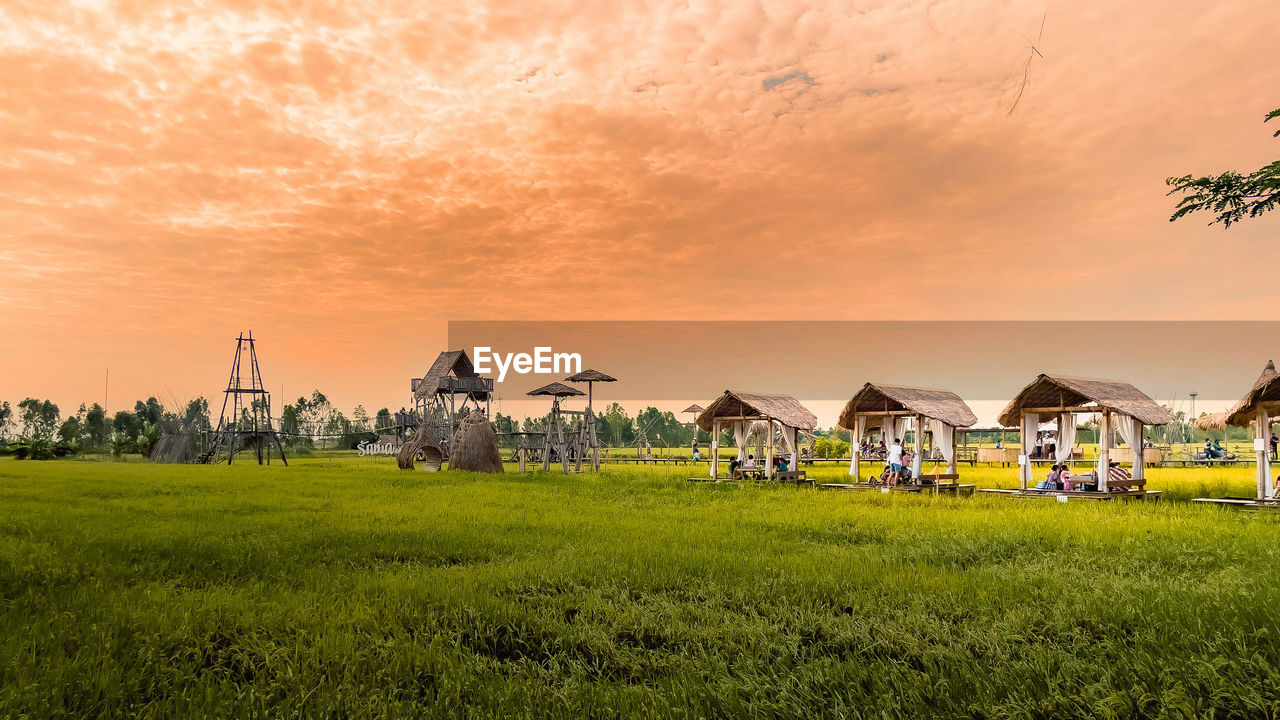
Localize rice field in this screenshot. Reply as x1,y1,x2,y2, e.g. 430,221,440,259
2,457,1279,718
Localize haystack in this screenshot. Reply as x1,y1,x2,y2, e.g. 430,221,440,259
448,411,504,473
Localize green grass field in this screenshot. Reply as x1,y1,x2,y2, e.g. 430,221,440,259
3,457,1280,718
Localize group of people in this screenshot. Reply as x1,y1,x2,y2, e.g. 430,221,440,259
879,438,913,488
1034,460,1132,492
727,453,792,479
1029,432,1057,460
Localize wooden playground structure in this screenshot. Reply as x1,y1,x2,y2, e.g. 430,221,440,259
398,350,493,471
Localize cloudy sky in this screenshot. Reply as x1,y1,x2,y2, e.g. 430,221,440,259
1,0,1277,418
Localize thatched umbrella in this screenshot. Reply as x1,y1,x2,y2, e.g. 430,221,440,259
564,369,615,411
528,382,585,399
448,411,504,473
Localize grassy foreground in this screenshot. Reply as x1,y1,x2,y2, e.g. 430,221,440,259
2,458,1280,718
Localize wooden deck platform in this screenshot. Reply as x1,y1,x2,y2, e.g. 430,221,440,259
1191,497,1280,510
978,488,1163,502
819,481,975,496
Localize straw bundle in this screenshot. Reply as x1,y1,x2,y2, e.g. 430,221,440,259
448,411,504,473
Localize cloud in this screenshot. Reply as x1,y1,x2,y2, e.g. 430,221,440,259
0,0,1279,413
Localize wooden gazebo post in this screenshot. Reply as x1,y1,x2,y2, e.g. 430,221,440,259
765,416,775,480
1257,408,1271,500
947,425,958,475
1098,409,1112,492
1019,412,1035,491
710,420,720,480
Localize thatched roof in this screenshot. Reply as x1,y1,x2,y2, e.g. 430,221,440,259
696,390,817,432
837,383,978,430
682,404,704,414
1195,412,1229,431
1222,360,1280,427
998,373,1173,427
565,369,616,383
413,350,490,401
527,382,585,398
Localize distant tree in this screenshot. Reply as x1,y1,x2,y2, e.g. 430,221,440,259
375,408,392,431
112,410,142,443
134,397,164,427
57,417,83,447
182,398,210,433
352,405,371,432
17,398,60,439
492,412,516,435
84,403,109,446
601,402,631,446
280,404,301,436
0,401,11,441
1168,107,1280,227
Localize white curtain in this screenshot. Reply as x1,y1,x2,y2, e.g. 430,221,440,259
1055,414,1076,463
911,417,924,477
893,418,908,446
781,423,797,461
848,416,865,475
928,418,954,464
1115,414,1143,480
733,421,747,461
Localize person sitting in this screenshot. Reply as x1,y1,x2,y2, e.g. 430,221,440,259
778,456,790,473
1060,465,1073,491
742,454,757,478
1107,461,1131,491
898,451,913,484
728,457,741,479
1039,463,1062,490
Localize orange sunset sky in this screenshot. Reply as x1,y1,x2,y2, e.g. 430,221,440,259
1,0,1278,418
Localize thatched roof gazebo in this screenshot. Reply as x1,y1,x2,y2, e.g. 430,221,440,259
837,383,978,483
998,374,1173,492
1199,360,1279,501
696,390,817,480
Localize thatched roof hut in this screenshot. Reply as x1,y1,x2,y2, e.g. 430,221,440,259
448,411,504,473
838,383,978,430
682,404,705,415
998,374,1172,427
838,383,979,480
1195,412,1229,431
999,373,1171,492
696,390,816,432
1202,360,1280,501
1221,360,1280,427
696,391,816,480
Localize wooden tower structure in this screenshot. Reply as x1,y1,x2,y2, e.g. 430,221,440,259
565,369,615,471
398,350,493,471
200,331,287,465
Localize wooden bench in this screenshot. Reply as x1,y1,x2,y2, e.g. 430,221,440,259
1104,477,1146,493
774,470,812,487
